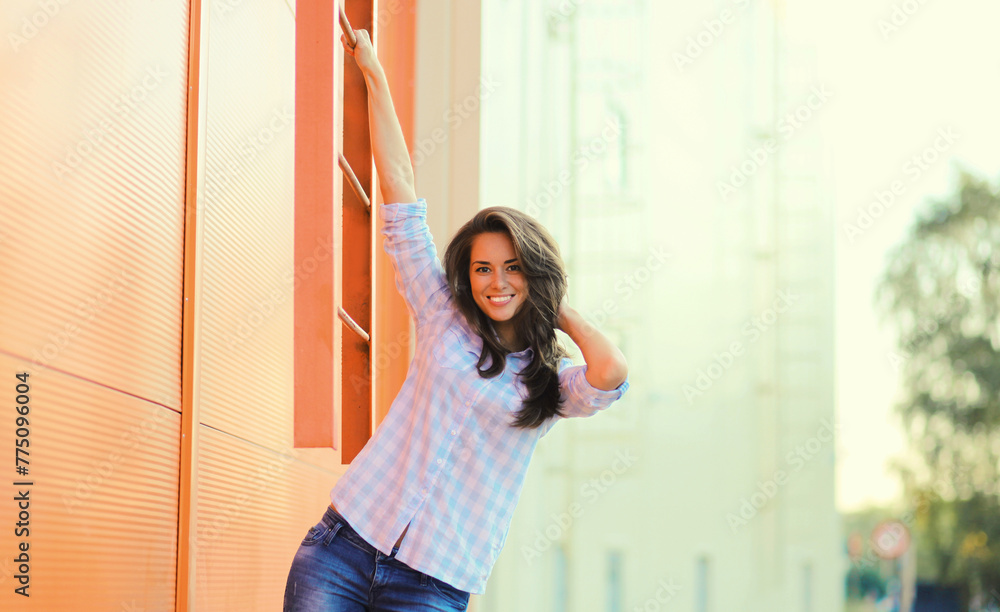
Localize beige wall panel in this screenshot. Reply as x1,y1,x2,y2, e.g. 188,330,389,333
197,0,300,450
0,353,180,610
195,425,342,610
0,0,189,410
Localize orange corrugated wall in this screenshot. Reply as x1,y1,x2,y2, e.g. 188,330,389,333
1,0,417,609
191,0,421,607
0,0,189,608
189,0,345,607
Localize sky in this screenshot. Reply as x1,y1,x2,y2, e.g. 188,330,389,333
806,0,1000,511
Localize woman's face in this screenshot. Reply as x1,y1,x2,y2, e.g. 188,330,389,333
468,232,528,329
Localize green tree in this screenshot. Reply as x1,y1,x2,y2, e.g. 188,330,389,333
875,170,1000,607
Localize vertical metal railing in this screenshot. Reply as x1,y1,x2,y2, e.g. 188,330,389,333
336,0,378,461
337,5,373,346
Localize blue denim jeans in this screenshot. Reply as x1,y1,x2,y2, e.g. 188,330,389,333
283,505,472,611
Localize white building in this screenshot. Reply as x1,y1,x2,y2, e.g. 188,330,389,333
473,1,840,611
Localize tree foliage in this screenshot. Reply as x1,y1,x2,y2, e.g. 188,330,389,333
875,170,1000,603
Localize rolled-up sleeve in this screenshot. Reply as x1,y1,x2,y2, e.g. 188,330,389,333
379,199,451,325
556,357,630,419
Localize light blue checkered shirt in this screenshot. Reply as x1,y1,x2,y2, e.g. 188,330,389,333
329,199,630,594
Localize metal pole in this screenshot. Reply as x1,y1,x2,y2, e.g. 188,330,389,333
338,306,371,343
339,152,372,211
339,3,357,47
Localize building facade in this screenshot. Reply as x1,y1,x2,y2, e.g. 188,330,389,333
475,0,840,611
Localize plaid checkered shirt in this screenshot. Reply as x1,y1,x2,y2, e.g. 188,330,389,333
329,199,630,594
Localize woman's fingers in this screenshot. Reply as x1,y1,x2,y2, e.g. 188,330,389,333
340,34,352,55
340,28,379,73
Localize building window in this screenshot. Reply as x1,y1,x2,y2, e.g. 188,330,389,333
604,107,626,196
695,556,710,612
802,562,813,612
607,550,623,612
554,544,568,612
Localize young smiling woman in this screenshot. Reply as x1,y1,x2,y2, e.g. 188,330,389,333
283,27,629,612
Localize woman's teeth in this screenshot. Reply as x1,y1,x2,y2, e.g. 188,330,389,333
488,295,513,305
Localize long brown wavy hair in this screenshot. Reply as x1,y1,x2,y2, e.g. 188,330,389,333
443,207,570,429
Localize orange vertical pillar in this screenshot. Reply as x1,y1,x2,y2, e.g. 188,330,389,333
294,0,343,449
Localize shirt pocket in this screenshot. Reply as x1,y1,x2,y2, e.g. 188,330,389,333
479,371,526,429
433,326,479,370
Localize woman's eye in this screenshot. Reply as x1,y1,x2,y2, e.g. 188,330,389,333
508,265,520,272
476,266,489,273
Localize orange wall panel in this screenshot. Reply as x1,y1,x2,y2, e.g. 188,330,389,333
0,0,190,411
191,0,350,606
196,0,298,450
195,426,342,610
0,354,180,610
0,2,190,608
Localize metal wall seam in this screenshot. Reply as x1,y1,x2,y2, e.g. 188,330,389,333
177,0,208,608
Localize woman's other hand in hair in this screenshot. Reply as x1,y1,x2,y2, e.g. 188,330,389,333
555,297,628,391
555,297,571,332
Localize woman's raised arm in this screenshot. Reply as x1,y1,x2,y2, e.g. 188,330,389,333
341,28,417,205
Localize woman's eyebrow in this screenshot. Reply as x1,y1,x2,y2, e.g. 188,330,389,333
471,258,519,265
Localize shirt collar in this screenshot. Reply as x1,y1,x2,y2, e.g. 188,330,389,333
457,323,533,359
511,345,533,359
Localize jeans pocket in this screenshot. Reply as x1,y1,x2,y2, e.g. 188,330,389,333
300,520,331,547
428,576,471,609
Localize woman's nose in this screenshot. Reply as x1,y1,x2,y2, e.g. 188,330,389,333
490,271,507,289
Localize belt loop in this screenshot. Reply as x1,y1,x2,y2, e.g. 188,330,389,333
420,573,428,586
323,522,342,546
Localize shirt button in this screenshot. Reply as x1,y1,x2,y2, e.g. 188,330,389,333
465,401,471,406
436,459,443,465
450,430,456,436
